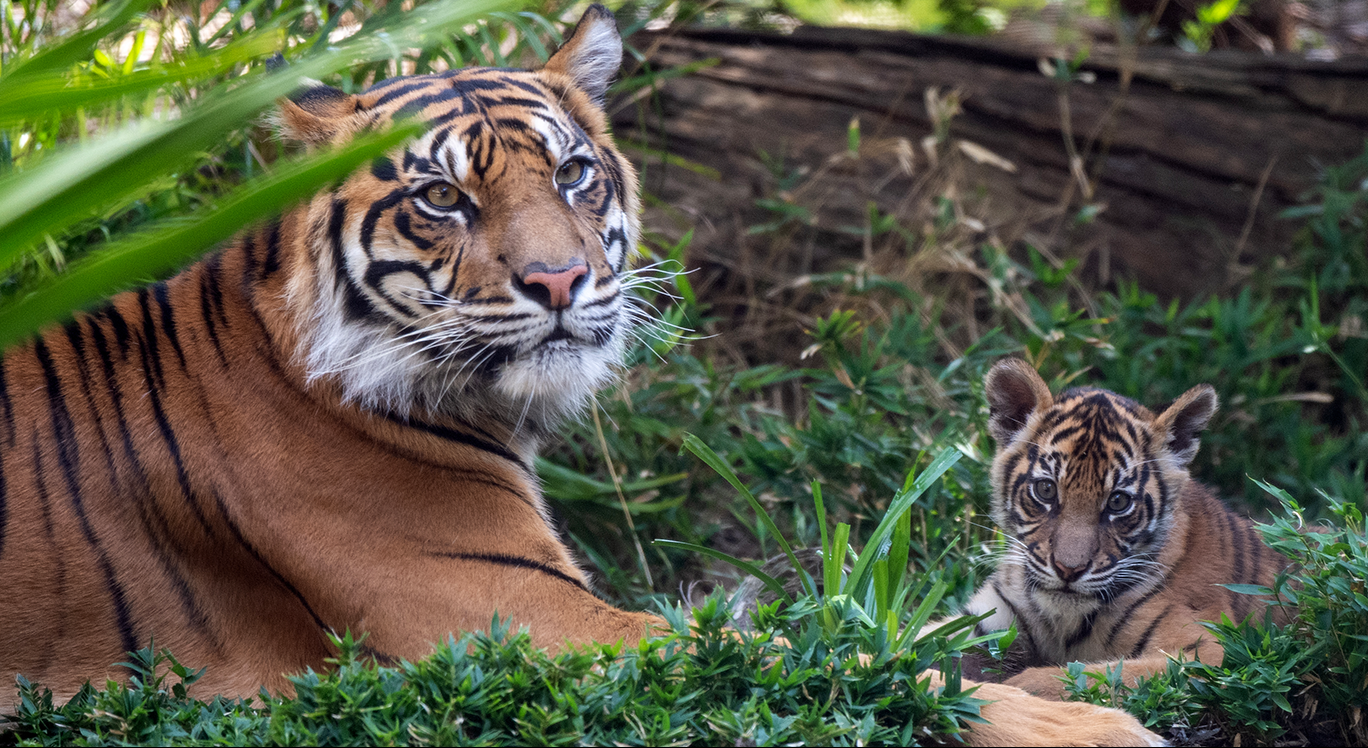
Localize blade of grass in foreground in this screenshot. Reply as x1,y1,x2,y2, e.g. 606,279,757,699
682,433,818,598
0,124,418,348
845,447,961,601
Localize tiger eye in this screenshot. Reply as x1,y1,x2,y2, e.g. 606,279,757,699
1107,491,1134,513
1032,478,1058,502
555,159,585,186
425,182,460,208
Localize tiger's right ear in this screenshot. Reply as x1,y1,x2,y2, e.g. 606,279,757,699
984,358,1053,446
542,4,622,106
276,81,360,146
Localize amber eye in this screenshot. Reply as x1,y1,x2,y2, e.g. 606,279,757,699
1107,491,1134,514
1032,478,1058,503
555,159,586,187
424,182,461,208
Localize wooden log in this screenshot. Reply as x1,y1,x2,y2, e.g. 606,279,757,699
612,26,1368,300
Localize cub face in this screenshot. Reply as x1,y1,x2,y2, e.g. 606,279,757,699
983,359,1218,601
277,6,641,425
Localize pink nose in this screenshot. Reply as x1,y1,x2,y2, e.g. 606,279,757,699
517,261,588,311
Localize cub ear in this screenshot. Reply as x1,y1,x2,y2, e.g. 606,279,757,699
1153,384,1218,467
542,4,622,105
276,82,359,146
984,358,1053,446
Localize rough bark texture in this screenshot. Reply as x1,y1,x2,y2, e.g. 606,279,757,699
612,26,1368,300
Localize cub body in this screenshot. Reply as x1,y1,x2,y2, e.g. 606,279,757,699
965,358,1283,698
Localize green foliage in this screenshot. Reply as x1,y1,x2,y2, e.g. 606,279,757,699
4,599,996,746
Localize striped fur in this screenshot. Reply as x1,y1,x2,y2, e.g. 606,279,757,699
0,10,1167,743
961,358,1283,699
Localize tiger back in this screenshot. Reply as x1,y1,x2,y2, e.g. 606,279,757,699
962,358,1284,698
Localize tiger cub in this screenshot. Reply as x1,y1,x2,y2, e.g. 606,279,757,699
964,358,1282,699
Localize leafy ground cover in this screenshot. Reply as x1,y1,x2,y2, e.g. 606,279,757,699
2,0,1367,745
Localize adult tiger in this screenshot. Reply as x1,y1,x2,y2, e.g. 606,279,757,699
0,7,1158,744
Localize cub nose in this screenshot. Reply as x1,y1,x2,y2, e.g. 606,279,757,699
515,260,588,311
1051,557,1089,583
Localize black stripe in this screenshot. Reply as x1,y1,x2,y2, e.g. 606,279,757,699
137,335,215,540
200,267,229,367
0,362,13,447
136,288,165,388
1104,581,1170,649
450,472,536,510
1130,603,1172,658
429,550,587,592
34,337,139,656
205,252,230,329
328,199,384,322
262,220,283,279
209,489,332,636
383,412,525,471
151,282,186,370
1064,608,1099,650
62,320,121,490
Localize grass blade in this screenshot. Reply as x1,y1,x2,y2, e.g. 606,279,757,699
682,433,817,598
846,447,961,600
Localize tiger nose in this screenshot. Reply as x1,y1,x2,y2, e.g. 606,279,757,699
1052,557,1089,583
516,260,588,311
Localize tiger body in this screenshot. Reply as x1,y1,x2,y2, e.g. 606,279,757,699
965,358,1283,699
0,9,1164,745
0,7,652,702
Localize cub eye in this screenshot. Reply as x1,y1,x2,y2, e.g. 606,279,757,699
424,182,461,209
1107,491,1134,514
555,159,586,187
1032,478,1058,503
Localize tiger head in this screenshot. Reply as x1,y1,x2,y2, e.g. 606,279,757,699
270,5,640,430
983,359,1218,601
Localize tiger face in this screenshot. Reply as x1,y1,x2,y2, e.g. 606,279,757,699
984,359,1217,603
275,6,640,427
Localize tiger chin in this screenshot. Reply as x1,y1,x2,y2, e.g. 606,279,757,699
0,7,1159,745
960,358,1284,702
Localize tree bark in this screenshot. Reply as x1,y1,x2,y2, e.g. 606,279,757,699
612,26,1368,300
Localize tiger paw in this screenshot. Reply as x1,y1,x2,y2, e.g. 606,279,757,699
969,682,1165,747
1004,665,1070,701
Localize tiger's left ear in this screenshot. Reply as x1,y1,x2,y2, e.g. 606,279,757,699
542,4,622,105
276,82,361,146
1153,385,1218,467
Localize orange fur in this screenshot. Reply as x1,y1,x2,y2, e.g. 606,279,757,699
0,9,1160,744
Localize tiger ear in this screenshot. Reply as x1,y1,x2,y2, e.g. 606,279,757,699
542,4,622,105
276,82,359,146
984,358,1053,446
1153,385,1217,467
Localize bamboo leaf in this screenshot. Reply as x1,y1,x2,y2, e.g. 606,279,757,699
682,433,817,598
0,124,419,348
